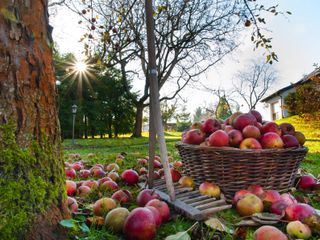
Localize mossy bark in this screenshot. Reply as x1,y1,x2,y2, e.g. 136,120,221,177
0,0,69,239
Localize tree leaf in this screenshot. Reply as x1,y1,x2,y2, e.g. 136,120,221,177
79,222,90,233
165,231,191,240
286,11,292,15
205,217,233,234
59,219,77,228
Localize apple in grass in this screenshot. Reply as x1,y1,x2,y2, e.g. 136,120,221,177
93,197,117,217
65,168,77,179
146,199,171,222
79,169,90,179
139,167,148,175
146,206,162,227
281,135,299,148
294,131,306,146
228,129,243,147
121,169,139,186
67,196,78,213
233,113,257,131
208,130,229,147
233,189,251,204
285,203,315,221
137,189,160,207
66,180,77,196
107,171,120,182
253,226,288,240
249,110,263,123
298,175,317,189
106,163,120,172
77,185,91,197
98,177,112,185
182,129,205,145
82,180,99,189
100,180,119,192
71,162,83,171
105,207,130,233
137,158,148,166
242,125,261,139
287,221,312,239
199,182,221,198
153,160,162,169
112,189,132,204
262,190,281,210
173,161,183,168
260,132,284,149
201,118,221,134
123,207,157,240
261,122,281,135
236,193,264,216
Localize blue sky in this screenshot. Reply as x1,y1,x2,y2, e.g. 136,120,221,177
50,0,320,119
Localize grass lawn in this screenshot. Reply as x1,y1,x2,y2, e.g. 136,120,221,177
62,117,319,239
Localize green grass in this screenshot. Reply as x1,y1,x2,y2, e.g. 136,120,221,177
62,121,320,240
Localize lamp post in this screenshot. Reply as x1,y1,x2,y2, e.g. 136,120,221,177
71,104,78,145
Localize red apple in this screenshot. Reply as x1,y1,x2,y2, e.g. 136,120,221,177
153,160,162,169
173,161,183,168
199,182,221,198
71,162,83,171
137,158,148,166
279,123,295,135
229,111,243,126
79,169,90,179
82,180,99,189
208,130,229,147
262,190,281,209
285,203,315,221
182,129,205,145
170,168,182,182
100,180,119,192
201,118,221,134
146,206,162,227
253,226,288,240
233,189,251,204
261,122,281,135
260,132,284,149
294,131,306,146
97,177,112,185
77,185,91,197
91,166,106,178
228,129,243,147
233,113,257,131
123,207,156,240
281,135,299,148
178,176,195,189
239,138,262,149
255,122,263,130
112,189,132,204
139,167,148,175
65,168,77,179
106,163,120,172
67,196,78,213
242,125,261,139
224,125,234,133
247,185,264,198
280,193,297,206
66,180,77,196
298,175,317,189
136,189,160,207
249,110,262,123
121,169,139,185
146,199,170,222
270,200,289,215
107,171,120,182
105,207,130,233
93,197,117,217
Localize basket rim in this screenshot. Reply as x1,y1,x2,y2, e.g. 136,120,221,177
175,141,308,154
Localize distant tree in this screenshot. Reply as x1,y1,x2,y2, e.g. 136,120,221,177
285,82,320,118
193,107,203,122
233,60,277,110
175,105,191,132
160,100,178,131
215,95,232,120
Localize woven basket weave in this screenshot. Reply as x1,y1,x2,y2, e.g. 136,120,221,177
176,141,308,200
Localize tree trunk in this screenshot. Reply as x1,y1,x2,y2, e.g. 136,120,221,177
0,1,69,239
84,115,88,139
132,103,144,137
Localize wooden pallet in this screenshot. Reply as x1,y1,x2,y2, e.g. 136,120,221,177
138,179,232,221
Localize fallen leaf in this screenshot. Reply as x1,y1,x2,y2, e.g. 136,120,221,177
165,231,191,240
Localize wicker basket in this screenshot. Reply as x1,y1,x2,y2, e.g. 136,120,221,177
176,141,308,200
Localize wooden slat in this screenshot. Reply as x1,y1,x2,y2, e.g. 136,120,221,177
190,197,217,207
201,205,232,216
195,199,226,210
176,190,199,199
184,195,210,204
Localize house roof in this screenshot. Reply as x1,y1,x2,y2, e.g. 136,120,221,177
261,68,320,103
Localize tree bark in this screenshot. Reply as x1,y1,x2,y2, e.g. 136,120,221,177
0,1,68,239
132,103,144,137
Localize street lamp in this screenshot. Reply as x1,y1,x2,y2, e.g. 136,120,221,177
71,104,78,145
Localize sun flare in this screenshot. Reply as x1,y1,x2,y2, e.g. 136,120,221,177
74,60,88,73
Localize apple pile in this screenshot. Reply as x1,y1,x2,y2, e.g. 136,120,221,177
233,182,319,240
182,110,306,150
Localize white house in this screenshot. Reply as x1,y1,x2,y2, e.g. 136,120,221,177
261,68,320,120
